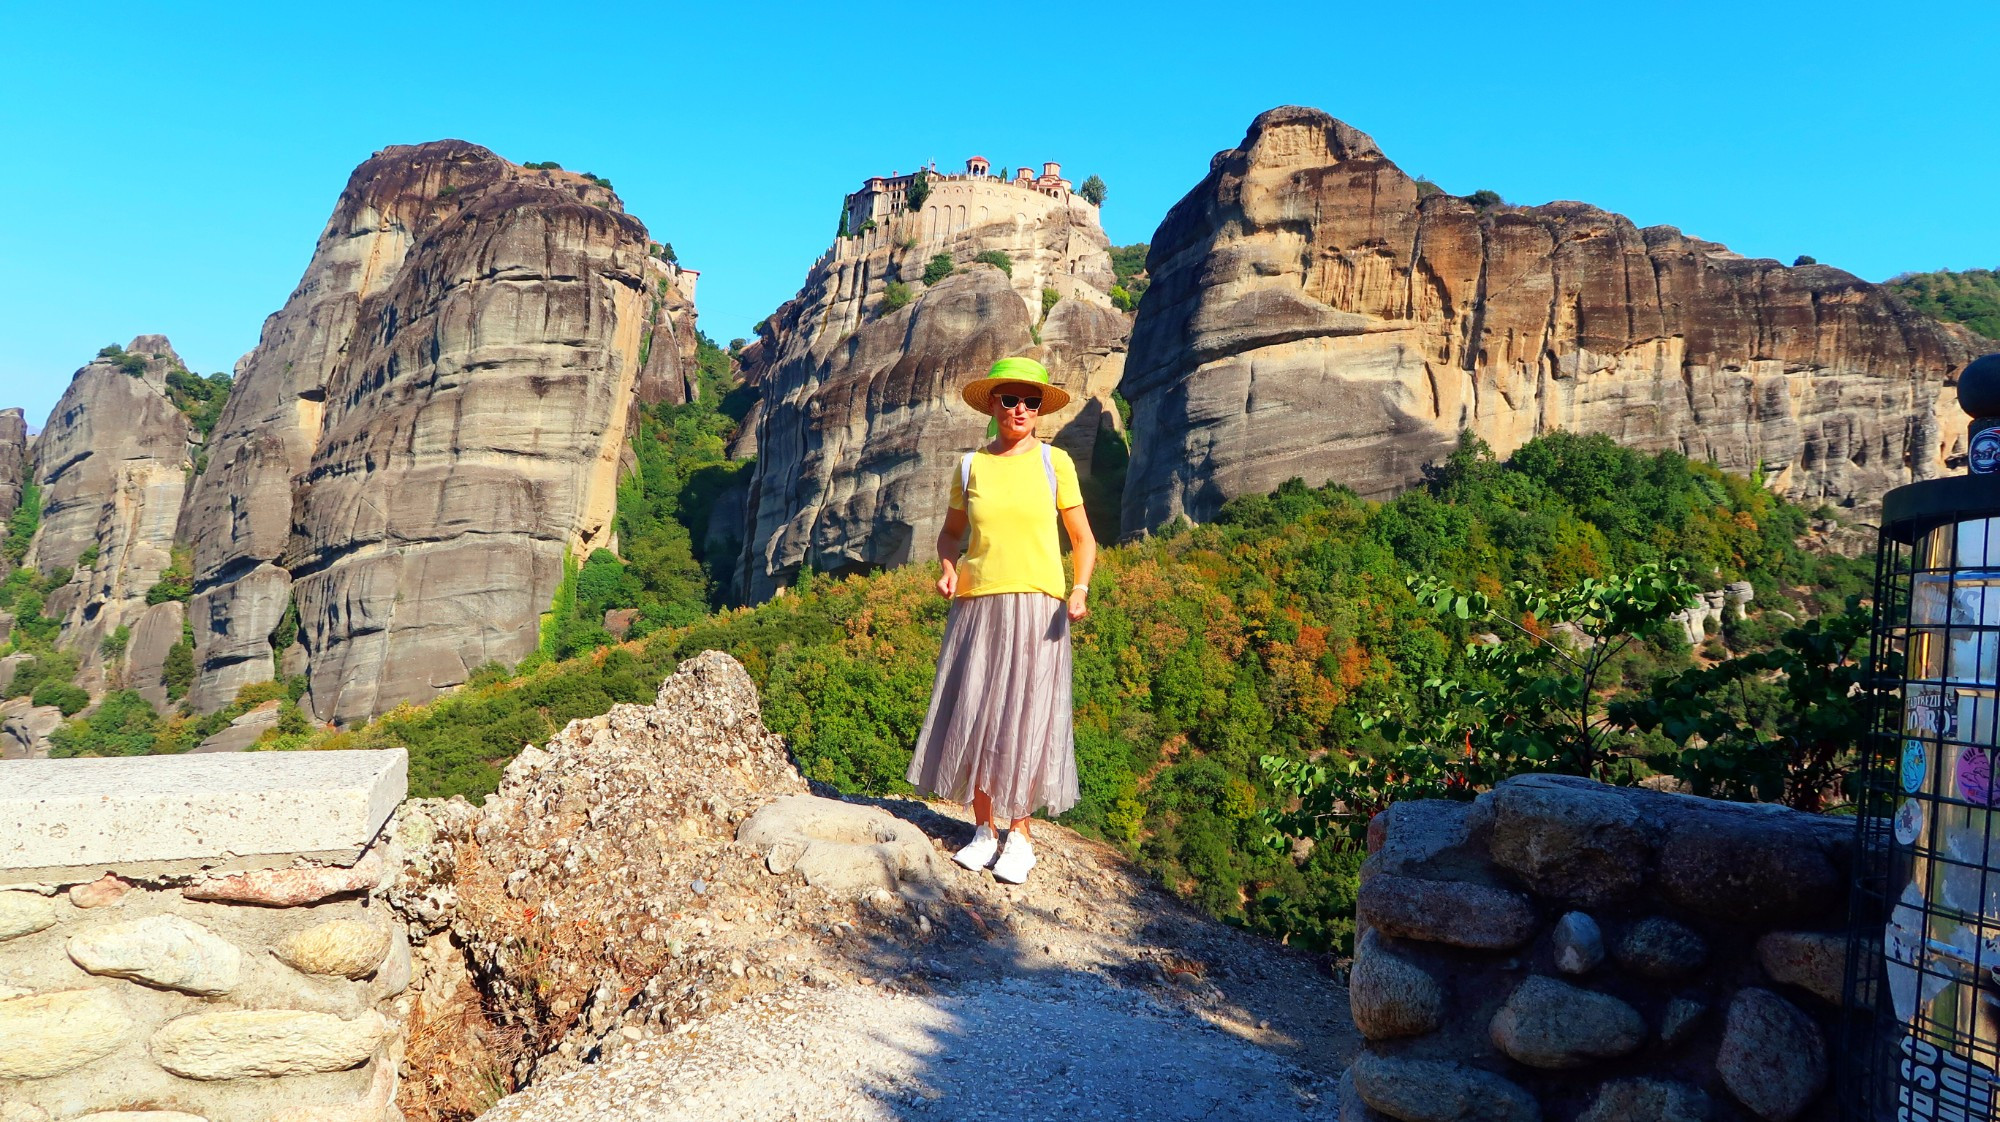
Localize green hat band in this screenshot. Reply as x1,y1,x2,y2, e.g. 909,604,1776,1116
986,356,1051,386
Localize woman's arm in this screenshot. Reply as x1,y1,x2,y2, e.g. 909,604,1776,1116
1060,504,1096,622
935,506,969,598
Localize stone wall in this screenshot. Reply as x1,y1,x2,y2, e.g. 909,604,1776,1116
0,750,410,1122
1343,774,1854,1122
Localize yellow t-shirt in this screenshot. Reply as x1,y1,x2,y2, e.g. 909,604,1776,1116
948,443,1084,600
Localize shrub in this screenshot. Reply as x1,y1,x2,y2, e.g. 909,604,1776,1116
77,544,100,569
3,483,39,564
973,250,1012,277
1793,255,1818,267
1078,174,1107,207
1469,189,1504,208
879,281,913,314
146,547,194,605
32,680,90,717
1413,177,1443,198
49,690,157,757
904,169,931,212
1041,287,1060,318
922,254,955,286
1110,285,1136,313
163,633,195,701
100,624,130,660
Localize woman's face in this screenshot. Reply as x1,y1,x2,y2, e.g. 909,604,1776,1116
989,381,1043,438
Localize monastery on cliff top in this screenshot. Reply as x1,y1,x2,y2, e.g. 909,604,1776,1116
842,156,1087,243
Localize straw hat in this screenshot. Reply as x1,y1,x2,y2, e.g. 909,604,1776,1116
960,356,1071,415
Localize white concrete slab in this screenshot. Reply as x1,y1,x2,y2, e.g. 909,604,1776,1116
0,749,407,878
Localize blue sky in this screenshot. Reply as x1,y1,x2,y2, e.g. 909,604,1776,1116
3,1,1995,427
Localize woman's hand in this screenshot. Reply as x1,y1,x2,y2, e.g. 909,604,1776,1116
937,562,957,600
1067,586,1088,622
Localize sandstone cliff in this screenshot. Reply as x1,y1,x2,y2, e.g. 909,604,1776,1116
181,142,695,722
734,174,1128,602
0,407,26,526
1121,106,1988,534
23,337,193,695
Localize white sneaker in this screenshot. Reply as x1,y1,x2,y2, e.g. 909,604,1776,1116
992,831,1036,884
953,825,998,870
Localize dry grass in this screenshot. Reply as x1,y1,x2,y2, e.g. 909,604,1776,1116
398,989,526,1122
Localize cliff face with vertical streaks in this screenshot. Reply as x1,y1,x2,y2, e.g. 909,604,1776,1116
1120,106,1987,535
179,142,692,722
733,176,1129,603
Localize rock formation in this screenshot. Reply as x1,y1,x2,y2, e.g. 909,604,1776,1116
0,407,26,526
179,142,696,722
23,338,193,694
1122,106,1989,535
733,161,1130,602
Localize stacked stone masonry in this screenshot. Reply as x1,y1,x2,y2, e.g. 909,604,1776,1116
1343,774,1853,1122
0,751,410,1122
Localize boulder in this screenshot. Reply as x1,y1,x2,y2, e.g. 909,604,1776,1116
182,852,383,906
736,795,943,901
1660,997,1706,1047
0,987,133,1079
275,918,392,979
148,1009,388,1079
1348,929,1443,1040
1553,911,1605,975
1615,917,1709,980
1473,776,1650,906
1715,988,1827,1121
1657,811,1844,927
1756,930,1848,1005
1349,1053,1541,1122
66,914,243,995
0,702,61,761
189,699,280,753
1578,1079,1712,1122
1489,976,1646,1069
1356,873,1536,950
0,889,56,940
1364,800,1486,882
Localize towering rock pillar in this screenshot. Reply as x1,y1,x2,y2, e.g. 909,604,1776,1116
1122,106,1986,534
22,338,194,694
734,161,1130,602
184,142,684,723
0,407,26,525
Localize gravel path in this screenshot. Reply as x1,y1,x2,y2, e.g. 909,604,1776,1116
483,971,1339,1121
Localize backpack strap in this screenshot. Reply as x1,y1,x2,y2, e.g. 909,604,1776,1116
960,446,1060,507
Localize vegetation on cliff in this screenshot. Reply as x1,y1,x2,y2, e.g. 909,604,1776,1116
315,431,1865,952
1888,267,2000,340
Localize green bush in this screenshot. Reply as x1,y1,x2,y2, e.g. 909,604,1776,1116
1469,189,1504,208
32,680,90,717
1041,287,1060,318
146,546,194,605
163,631,195,701
4,484,40,564
49,690,157,757
1888,267,2000,339
5,650,78,700
1078,174,1106,207
973,250,1012,277
1110,285,1136,313
77,544,100,569
879,281,912,314
904,169,931,212
100,625,130,660
922,254,955,286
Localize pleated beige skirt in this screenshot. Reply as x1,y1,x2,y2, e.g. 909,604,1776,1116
906,591,1079,821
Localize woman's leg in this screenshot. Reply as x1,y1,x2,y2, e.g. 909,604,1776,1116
972,789,994,828
1009,815,1032,838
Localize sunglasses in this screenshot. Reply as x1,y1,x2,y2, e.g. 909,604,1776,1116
996,393,1043,412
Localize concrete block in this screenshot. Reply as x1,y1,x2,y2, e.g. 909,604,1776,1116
0,750,406,878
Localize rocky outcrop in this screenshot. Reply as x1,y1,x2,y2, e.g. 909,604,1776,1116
0,407,26,525
23,338,193,694
180,142,694,723
1122,106,1987,535
733,175,1129,601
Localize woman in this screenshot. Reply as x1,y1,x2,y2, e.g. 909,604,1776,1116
906,356,1096,885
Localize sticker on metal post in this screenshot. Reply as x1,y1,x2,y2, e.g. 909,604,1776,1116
1904,740,1929,794
1896,798,1925,846
1961,744,2000,807
1897,1031,1999,1120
